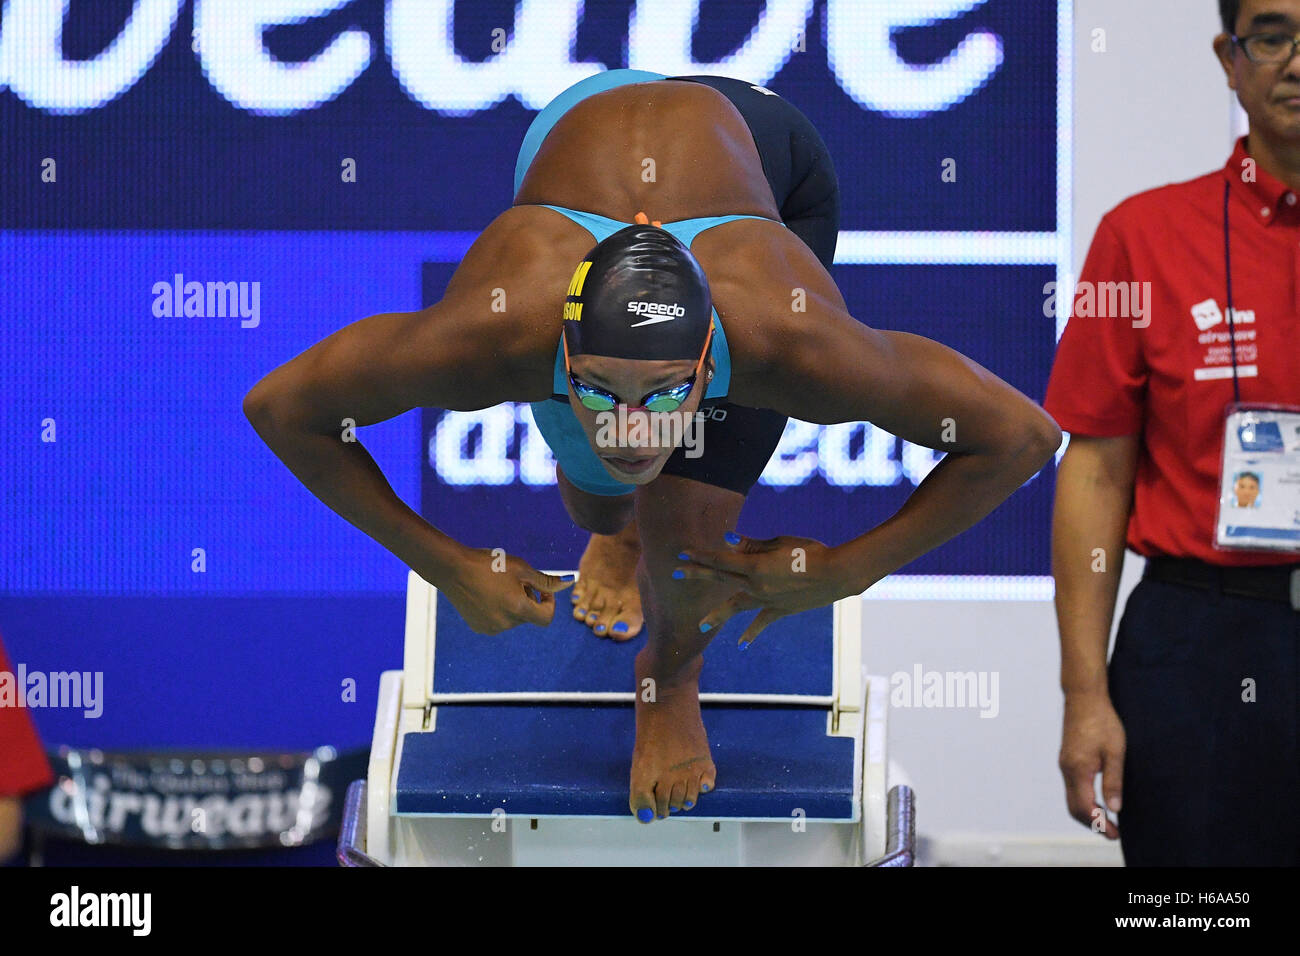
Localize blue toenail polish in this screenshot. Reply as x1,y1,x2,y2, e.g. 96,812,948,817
738,640,749,650
636,808,654,823
672,569,684,579
670,807,678,813
613,622,628,633
677,552,690,560
595,624,606,633
701,784,711,793
685,801,694,809
699,621,712,633
724,531,741,545
577,607,587,615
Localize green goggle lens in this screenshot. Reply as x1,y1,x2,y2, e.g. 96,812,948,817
571,377,694,413
644,394,687,412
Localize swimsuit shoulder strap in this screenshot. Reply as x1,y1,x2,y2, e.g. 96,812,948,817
535,204,626,242
658,213,779,248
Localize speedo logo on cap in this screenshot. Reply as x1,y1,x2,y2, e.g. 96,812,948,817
627,300,685,327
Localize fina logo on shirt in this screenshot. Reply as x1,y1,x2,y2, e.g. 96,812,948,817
1190,298,1254,331
1190,297,1260,381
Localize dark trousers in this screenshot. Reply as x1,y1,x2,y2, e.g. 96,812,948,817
1108,569,1300,865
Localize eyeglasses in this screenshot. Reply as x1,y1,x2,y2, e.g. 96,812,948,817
564,319,714,413
1232,32,1300,64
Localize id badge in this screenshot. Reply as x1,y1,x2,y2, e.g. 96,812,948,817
1213,403,1300,553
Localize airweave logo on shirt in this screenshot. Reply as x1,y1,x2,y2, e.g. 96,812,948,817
627,300,685,327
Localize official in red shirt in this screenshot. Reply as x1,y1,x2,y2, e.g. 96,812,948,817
0,635,54,864
1047,0,1300,866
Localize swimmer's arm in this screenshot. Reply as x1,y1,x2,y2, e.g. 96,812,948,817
740,297,1062,594
242,215,558,586
243,305,504,582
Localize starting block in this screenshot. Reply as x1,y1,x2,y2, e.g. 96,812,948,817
337,570,914,866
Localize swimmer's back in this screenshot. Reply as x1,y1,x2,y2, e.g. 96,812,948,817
513,80,781,225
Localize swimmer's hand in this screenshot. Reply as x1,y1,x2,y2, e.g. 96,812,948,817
439,547,575,635
673,532,855,646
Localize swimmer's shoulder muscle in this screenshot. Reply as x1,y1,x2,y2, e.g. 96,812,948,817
433,204,584,402
246,206,577,427
703,218,1059,455
694,217,847,411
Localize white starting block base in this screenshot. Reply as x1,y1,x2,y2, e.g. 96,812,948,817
337,573,915,867
341,669,914,866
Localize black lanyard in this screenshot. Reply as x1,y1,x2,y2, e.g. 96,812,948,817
1222,179,1243,406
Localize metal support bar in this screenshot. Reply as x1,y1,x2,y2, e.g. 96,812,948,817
337,779,385,868
865,785,915,867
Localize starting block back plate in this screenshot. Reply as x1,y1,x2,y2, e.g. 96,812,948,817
429,598,833,698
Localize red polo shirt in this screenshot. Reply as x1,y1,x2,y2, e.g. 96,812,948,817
1045,138,1300,567
0,635,54,798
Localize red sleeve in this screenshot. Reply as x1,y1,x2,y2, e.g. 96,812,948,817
1043,214,1148,436
0,635,55,798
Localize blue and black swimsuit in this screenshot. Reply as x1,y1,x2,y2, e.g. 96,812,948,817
514,70,840,497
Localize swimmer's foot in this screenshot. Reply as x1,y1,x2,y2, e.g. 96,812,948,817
630,650,716,822
573,520,643,641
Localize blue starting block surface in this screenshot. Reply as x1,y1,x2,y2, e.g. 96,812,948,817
429,594,834,698
394,704,856,820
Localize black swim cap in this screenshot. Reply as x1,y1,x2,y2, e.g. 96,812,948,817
562,224,712,360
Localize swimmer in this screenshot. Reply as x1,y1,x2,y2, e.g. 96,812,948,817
244,71,1062,823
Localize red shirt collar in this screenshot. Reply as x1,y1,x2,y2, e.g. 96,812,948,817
1223,136,1300,226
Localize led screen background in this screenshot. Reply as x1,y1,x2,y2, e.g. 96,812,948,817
2,0,1069,605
